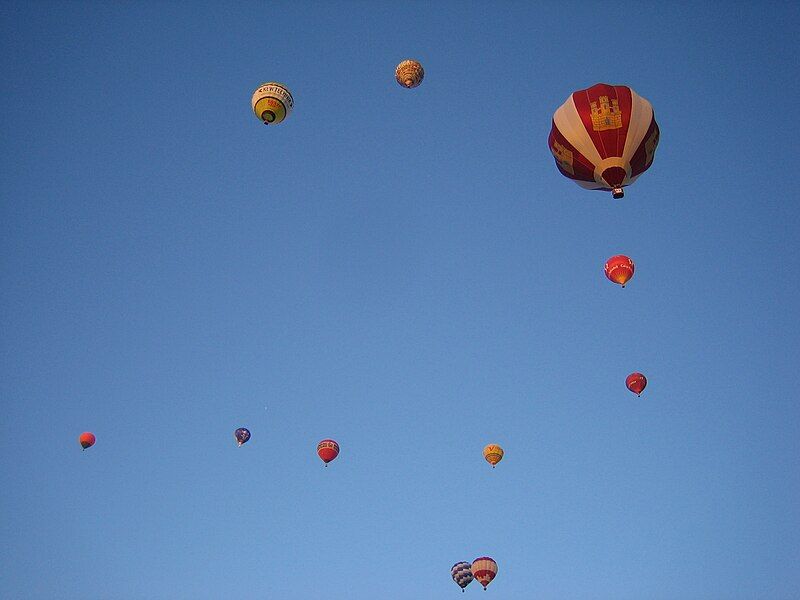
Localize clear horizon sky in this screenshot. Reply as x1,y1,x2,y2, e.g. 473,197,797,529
2,2,799,598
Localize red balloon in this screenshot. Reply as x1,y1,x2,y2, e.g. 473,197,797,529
605,255,634,287
626,372,647,396
79,432,96,450
317,439,339,466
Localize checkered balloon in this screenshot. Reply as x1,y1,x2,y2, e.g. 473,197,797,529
451,562,473,591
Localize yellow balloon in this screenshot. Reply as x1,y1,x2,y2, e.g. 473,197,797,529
395,60,424,89
251,82,293,125
483,444,504,467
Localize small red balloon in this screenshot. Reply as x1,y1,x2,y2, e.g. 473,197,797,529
605,255,635,287
79,432,96,450
317,439,339,465
626,373,647,396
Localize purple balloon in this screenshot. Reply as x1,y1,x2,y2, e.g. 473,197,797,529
234,428,251,447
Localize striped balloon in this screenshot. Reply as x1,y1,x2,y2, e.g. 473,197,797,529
395,59,424,88
450,562,473,591
471,557,497,590
549,83,659,199
483,444,504,468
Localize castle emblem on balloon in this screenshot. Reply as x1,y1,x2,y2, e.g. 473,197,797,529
590,95,622,131
551,140,574,175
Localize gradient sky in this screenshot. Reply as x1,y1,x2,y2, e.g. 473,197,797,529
2,2,799,599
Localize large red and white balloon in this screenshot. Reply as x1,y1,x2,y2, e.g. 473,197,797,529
549,83,659,199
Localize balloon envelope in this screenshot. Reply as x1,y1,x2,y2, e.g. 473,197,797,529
549,83,659,198
451,562,473,590
79,432,95,450
605,255,635,286
234,428,251,447
471,557,497,589
317,439,339,464
483,444,504,467
626,372,648,396
395,59,424,88
251,82,293,125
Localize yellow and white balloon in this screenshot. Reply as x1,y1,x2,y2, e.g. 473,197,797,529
251,82,293,125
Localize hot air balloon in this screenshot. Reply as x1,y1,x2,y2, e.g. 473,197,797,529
549,83,659,199
234,428,251,447
395,60,424,88
483,444,504,468
79,432,95,450
471,557,497,590
451,562,473,592
604,255,635,287
251,82,293,125
626,372,648,396
317,439,339,466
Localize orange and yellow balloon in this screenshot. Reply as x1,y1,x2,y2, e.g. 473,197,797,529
483,444,504,468
395,60,424,88
471,557,498,589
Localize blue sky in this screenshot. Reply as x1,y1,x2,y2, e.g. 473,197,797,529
1,2,799,598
